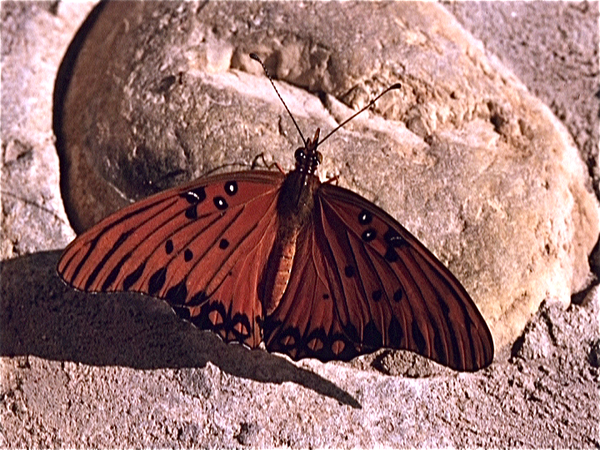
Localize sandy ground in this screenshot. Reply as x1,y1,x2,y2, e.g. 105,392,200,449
1,1,598,447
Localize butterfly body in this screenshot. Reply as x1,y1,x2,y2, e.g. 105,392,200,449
261,129,323,313
58,128,493,371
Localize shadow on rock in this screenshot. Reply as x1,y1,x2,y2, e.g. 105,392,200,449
0,251,361,408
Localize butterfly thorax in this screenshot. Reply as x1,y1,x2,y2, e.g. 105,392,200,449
260,130,322,315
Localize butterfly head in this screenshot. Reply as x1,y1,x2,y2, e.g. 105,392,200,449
294,128,323,176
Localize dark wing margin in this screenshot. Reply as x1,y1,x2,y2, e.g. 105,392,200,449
58,170,284,349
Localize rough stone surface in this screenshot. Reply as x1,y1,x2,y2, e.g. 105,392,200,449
1,252,598,447
1,1,78,258
446,0,600,289
447,1,600,200
56,1,598,348
1,1,599,448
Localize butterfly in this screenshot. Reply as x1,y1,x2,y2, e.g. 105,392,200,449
57,54,494,372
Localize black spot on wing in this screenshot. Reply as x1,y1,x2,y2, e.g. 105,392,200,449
342,322,360,343
385,247,399,263
363,321,383,348
182,186,206,204
393,289,403,302
148,267,167,295
166,280,188,305
184,249,193,262
344,265,355,277
388,315,404,346
214,196,228,210
361,228,377,242
358,210,373,225
123,262,146,290
219,239,229,249
185,205,198,220
225,181,238,196
384,228,407,248
412,321,427,355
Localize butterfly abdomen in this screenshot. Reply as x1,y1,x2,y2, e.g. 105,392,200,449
260,170,320,314
260,225,300,314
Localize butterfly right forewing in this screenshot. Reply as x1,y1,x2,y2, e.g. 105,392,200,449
318,184,494,371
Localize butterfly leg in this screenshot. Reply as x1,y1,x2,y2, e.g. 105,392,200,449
251,153,286,174
323,175,340,185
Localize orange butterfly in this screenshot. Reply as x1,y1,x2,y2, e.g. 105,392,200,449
58,54,493,371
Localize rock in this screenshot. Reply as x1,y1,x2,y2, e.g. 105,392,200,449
590,339,600,368
1,1,599,448
513,299,565,361
56,1,599,348
0,2,84,259
446,1,600,200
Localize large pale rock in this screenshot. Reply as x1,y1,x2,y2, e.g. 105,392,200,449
57,1,598,348
1,2,81,258
1,2,598,448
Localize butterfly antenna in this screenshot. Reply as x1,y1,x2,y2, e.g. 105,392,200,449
318,83,402,146
250,53,307,146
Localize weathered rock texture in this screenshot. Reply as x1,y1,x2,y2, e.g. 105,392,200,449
57,1,598,347
1,2,77,257
1,1,599,448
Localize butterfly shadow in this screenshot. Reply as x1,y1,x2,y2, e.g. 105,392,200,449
0,251,361,408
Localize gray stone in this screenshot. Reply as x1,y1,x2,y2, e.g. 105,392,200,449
1,1,81,259
57,1,598,347
447,1,600,199
1,1,599,448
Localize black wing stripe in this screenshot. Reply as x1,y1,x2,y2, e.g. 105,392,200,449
69,198,178,287
344,229,378,336
103,205,229,292
195,196,279,299
408,248,487,367
158,206,247,296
